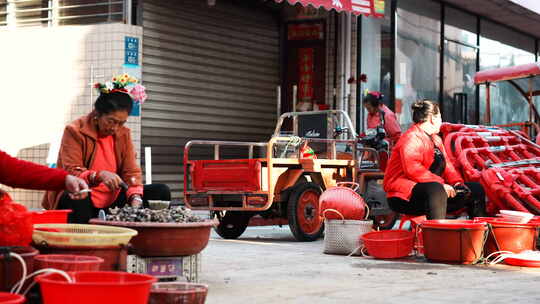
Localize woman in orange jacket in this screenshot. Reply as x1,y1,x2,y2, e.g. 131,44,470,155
44,76,170,223
383,100,486,219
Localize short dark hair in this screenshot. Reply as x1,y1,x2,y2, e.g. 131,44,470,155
94,91,133,115
363,92,382,108
411,99,440,123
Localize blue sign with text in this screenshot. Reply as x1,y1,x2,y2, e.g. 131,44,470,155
125,36,139,66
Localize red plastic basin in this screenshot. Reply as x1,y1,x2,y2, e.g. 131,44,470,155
0,292,25,304
36,271,157,304
34,254,104,272
0,247,38,292
31,210,71,225
422,219,487,229
149,282,208,304
484,221,537,255
421,220,488,264
361,230,414,259
89,219,216,257
34,245,128,271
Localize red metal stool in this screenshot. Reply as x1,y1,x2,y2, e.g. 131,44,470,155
398,214,426,254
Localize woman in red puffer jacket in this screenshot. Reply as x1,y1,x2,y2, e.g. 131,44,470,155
383,100,486,219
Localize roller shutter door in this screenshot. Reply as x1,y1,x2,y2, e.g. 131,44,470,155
142,0,279,199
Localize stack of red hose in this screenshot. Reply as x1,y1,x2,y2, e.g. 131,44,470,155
441,123,540,215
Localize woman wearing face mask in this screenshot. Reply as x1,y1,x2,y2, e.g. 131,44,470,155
383,100,486,219
42,75,170,223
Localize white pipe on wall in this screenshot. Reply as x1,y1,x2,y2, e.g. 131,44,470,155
145,146,152,184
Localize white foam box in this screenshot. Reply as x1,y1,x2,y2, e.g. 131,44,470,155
127,253,201,282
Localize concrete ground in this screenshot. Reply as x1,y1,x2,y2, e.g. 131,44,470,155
200,225,540,304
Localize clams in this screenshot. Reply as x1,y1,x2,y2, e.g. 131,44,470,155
105,206,202,223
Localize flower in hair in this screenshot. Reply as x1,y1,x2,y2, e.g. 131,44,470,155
129,84,147,103
94,74,147,103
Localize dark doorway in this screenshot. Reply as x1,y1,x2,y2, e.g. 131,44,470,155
282,21,326,115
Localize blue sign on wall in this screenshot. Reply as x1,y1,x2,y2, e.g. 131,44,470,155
125,36,139,66
130,101,140,117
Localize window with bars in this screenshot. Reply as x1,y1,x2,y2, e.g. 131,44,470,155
0,0,126,27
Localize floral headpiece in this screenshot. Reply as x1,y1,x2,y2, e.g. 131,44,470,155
94,73,148,103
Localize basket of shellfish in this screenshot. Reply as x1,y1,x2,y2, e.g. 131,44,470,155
90,206,217,257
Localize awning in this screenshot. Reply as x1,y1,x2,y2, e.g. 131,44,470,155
277,0,384,17
474,63,540,84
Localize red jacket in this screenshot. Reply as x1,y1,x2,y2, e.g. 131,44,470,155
0,150,67,191
383,124,463,201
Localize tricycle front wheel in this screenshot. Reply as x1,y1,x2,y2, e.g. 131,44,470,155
288,183,324,241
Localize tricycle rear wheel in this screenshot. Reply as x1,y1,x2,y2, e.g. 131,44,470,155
213,211,251,239
288,182,324,241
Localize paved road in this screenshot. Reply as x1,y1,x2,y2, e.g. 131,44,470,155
200,226,540,304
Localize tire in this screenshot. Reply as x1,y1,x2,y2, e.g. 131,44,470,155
214,211,251,239
370,212,398,230
288,183,324,241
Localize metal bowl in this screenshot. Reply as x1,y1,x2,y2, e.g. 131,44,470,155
147,200,170,210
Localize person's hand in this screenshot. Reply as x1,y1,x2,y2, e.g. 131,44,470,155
96,170,123,191
454,183,471,195
129,195,143,208
65,175,89,200
443,184,456,198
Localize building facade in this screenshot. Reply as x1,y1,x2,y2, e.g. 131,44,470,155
0,0,539,206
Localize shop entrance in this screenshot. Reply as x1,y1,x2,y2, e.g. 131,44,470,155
282,21,326,115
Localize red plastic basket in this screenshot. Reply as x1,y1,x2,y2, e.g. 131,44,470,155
36,271,156,304
31,210,71,225
34,255,104,272
361,230,414,259
149,282,208,304
0,293,25,304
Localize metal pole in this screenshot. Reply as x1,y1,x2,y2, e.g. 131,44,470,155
125,0,132,24
485,84,491,124
276,85,281,118
439,3,445,110
529,77,534,138
333,12,339,110
293,85,298,136
144,147,152,184
356,15,362,135
389,0,397,111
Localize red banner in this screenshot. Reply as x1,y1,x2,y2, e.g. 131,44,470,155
298,48,314,101
276,0,383,17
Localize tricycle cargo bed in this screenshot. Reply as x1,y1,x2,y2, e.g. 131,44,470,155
191,159,262,192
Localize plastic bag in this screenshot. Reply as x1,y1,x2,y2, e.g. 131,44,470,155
0,191,33,246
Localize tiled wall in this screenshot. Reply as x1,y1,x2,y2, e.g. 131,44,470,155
0,23,143,209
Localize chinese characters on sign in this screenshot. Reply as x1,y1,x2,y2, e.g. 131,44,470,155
147,259,182,277
298,48,314,106
288,23,324,41
125,36,139,66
